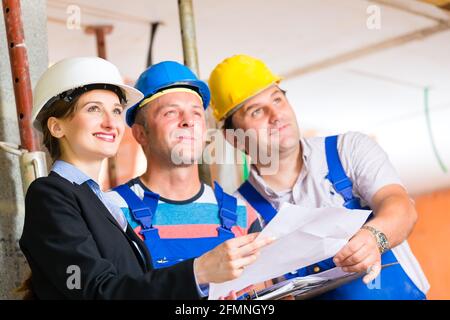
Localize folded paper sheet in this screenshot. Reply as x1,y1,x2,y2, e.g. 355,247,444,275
209,203,371,299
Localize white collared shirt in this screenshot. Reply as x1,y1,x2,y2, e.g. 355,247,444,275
52,160,128,231
236,131,430,294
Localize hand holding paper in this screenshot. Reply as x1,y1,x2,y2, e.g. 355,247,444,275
194,232,274,285
209,203,372,299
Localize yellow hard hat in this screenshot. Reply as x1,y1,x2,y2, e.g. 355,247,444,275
208,54,282,122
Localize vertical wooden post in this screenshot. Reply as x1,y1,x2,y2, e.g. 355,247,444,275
177,0,213,186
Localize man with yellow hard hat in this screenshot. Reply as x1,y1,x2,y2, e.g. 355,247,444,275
208,54,429,300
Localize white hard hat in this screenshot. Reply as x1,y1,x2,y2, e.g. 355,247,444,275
31,56,144,132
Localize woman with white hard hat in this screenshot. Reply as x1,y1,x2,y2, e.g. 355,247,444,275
19,57,267,299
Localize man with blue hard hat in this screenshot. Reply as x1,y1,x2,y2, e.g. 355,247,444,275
107,61,266,297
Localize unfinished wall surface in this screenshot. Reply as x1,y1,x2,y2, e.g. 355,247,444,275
0,0,47,299
409,188,450,300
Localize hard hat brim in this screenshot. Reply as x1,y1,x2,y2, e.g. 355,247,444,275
32,82,143,132
31,57,145,132
220,81,282,122
125,79,210,127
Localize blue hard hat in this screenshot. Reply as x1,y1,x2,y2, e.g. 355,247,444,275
126,61,210,126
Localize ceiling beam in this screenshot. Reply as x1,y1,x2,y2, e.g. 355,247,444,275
282,21,450,79
372,0,450,21
282,0,450,80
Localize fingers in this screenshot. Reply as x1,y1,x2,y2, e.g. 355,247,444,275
235,236,275,257
230,252,260,271
333,238,365,266
219,286,255,300
341,253,379,274
196,234,275,284
363,263,381,284
338,244,370,267
236,285,255,297
223,291,238,300
224,232,260,248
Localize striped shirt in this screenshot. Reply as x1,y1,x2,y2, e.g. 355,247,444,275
106,178,262,241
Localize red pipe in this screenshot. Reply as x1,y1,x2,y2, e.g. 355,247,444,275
2,0,38,152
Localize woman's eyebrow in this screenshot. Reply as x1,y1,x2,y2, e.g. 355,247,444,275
80,100,104,107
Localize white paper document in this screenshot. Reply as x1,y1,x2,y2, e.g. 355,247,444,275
208,203,371,299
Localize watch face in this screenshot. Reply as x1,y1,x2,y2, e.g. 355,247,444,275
377,233,389,252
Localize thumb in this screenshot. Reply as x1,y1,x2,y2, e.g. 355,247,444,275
363,262,381,284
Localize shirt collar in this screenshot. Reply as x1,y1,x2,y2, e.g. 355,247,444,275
51,160,94,186
299,137,310,164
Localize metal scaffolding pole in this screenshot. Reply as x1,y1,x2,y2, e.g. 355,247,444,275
177,0,213,186
2,0,37,152
178,0,199,74
1,0,47,194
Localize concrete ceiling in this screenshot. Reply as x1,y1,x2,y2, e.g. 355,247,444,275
44,0,450,196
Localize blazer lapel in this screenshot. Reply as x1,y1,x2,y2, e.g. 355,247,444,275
126,226,152,272
77,182,125,232
76,182,151,271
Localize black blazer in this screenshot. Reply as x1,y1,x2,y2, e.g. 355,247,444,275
19,171,200,299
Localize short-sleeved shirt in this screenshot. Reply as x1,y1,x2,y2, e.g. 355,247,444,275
107,178,262,241
235,131,430,294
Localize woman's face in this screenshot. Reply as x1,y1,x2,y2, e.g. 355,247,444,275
54,89,125,162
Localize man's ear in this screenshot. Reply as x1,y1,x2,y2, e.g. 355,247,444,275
131,123,148,147
47,117,65,138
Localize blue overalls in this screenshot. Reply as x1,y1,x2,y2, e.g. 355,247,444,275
238,135,426,299
114,181,238,269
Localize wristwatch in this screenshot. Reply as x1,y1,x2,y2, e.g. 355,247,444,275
361,225,390,254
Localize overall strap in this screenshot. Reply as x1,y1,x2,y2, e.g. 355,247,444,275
213,181,238,231
114,184,158,230
325,135,362,210
238,180,277,224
